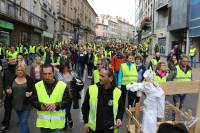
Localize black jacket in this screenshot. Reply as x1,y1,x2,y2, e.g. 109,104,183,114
3,64,16,90
82,83,124,131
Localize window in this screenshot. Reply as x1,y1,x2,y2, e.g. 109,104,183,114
168,7,172,25
158,37,166,54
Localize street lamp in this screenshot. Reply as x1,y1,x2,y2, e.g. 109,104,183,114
74,18,81,44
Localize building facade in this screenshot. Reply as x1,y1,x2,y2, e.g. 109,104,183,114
139,0,154,39
189,0,200,61
0,0,46,46
96,16,108,40
96,15,133,42
118,18,134,41
40,0,57,44
57,0,97,44
137,0,193,56
154,0,169,55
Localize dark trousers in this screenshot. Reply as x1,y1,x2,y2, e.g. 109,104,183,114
121,85,140,107
1,94,12,127
87,64,93,77
65,99,72,128
173,94,186,109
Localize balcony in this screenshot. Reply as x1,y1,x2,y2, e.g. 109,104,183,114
57,12,73,24
0,0,46,30
156,0,169,11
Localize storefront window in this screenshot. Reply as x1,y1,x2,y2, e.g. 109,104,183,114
158,37,166,54
0,30,10,46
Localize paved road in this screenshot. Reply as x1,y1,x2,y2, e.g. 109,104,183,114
0,67,199,133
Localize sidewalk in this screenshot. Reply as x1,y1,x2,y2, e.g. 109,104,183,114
192,67,200,80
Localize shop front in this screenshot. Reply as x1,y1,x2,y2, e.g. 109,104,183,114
0,19,14,46
42,31,54,45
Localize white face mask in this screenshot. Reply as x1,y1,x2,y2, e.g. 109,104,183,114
143,68,154,82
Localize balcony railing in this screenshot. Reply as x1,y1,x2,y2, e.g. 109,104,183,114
0,0,46,30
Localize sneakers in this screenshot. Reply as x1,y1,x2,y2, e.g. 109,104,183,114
68,120,74,128
0,126,8,132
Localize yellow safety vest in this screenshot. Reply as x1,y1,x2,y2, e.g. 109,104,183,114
9,51,18,59
52,55,61,65
43,51,53,63
35,80,67,129
155,73,168,83
17,45,24,53
24,47,29,55
36,46,41,55
189,48,196,57
174,65,192,81
121,63,138,85
29,45,36,54
104,51,112,58
93,70,99,84
6,50,10,58
88,84,121,133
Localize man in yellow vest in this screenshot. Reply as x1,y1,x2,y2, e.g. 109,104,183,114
170,55,192,109
29,44,36,65
189,45,197,68
82,67,124,133
118,53,138,107
30,64,70,133
8,46,18,59
91,59,101,85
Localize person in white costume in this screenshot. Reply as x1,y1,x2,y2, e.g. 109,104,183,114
126,68,165,133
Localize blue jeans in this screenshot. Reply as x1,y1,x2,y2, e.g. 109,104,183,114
190,56,196,68
16,111,30,133
40,128,62,133
76,63,85,77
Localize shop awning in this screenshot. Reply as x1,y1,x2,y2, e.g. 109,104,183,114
42,31,53,38
0,20,14,30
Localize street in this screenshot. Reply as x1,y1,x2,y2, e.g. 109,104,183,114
0,67,199,133
0,68,129,133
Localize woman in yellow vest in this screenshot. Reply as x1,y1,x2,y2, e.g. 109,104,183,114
154,61,168,83
82,67,124,133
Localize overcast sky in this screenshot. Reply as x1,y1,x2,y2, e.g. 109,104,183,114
88,0,135,25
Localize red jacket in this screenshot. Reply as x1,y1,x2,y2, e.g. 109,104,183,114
112,56,125,72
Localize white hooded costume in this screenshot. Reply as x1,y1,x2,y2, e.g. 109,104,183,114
126,68,165,133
